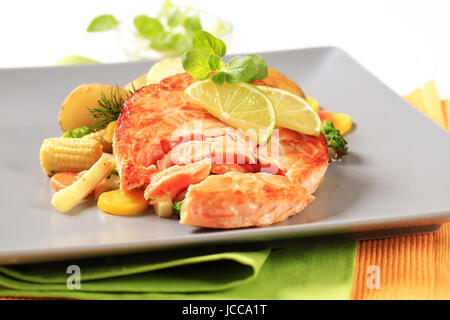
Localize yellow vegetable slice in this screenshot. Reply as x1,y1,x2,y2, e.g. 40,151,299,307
51,155,114,213
98,189,149,216
332,113,353,135
306,96,319,112
103,121,117,144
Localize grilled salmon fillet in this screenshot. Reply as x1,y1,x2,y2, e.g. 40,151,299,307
114,72,329,228
180,172,314,228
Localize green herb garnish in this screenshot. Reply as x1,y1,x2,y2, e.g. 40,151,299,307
86,1,231,58
62,126,92,138
321,120,348,152
87,15,119,32
182,31,268,84
134,15,164,39
88,85,131,130
172,199,184,214
56,55,100,65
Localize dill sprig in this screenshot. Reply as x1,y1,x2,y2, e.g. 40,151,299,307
89,84,136,130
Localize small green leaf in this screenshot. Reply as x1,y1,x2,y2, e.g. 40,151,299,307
193,30,226,57
87,15,119,32
224,56,258,83
150,32,192,56
182,48,212,80
134,15,164,39
246,54,268,82
158,0,175,18
183,16,202,32
150,32,180,51
168,9,182,27
211,19,232,36
56,55,100,65
172,199,184,214
211,72,226,85
208,55,222,71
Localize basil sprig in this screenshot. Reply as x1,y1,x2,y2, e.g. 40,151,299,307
182,31,268,84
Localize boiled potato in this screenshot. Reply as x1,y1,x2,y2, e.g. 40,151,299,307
59,84,128,132
146,58,184,84
123,74,147,92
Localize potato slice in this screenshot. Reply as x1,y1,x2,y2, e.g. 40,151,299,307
59,84,128,132
123,74,147,92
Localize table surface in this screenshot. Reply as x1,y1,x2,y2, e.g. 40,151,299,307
1,0,450,98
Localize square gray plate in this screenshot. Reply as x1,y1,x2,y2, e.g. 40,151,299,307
1,47,449,265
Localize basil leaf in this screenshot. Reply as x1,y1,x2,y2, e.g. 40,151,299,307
150,32,181,51
193,31,226,57
168,9,182,27
183,16,202,32
224,56,258,83
212,72,226,85
87,15,119,32
247,54,268,81
158,0,175,18
208,55,222,71
134,15,164,39
182,49,212,80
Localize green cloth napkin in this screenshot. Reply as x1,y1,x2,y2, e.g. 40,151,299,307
0,241,357,299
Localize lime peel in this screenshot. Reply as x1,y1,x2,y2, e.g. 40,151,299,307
258,86,321,137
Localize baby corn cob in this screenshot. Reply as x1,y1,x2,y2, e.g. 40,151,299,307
82,129,112,153
40,138,102,175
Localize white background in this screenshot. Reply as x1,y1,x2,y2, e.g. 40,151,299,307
1,0,449,97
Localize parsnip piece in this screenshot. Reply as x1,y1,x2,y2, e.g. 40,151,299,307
51,155,114,213
94,174,120,200
151,196,173,218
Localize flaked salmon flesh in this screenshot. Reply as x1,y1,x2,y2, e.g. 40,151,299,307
114,73,329,228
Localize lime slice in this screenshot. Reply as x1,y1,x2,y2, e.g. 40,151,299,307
258,86,321,137
185,81,276,144
146,57,185,85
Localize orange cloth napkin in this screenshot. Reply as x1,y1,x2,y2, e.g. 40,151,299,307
352,82,450,300
352,223,450,299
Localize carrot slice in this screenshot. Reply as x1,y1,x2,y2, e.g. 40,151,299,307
318,110,334,122
50,172,79,192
